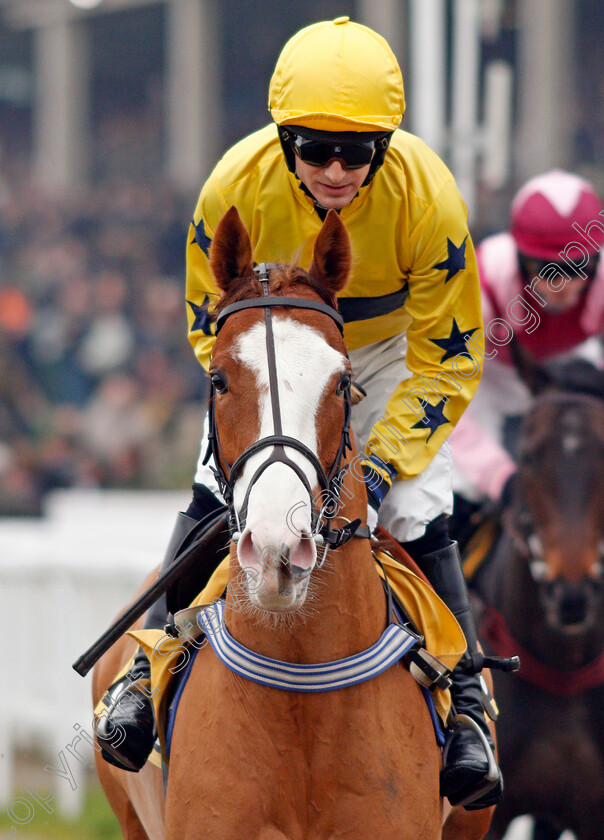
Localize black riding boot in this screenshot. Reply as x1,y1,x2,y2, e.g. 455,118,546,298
96,486,228,772
417,541,503,810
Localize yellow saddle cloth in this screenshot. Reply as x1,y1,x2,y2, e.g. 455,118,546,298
121,551,465,764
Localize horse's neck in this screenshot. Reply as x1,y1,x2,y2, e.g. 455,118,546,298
224,470,386,664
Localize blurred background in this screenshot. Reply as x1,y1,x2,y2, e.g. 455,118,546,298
0,0,602,516
0,0,601,836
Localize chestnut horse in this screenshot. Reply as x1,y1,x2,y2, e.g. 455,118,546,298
468,368,604,840
94,207,493,840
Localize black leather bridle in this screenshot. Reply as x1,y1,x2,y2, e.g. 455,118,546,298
202,263,368,558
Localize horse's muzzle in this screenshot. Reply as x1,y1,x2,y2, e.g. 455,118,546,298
541,577,602,632
237,530,315,611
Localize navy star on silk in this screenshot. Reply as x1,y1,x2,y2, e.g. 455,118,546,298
187,295,213,336
410,399,450,441
191,217,212,256
433,237,467,282
430,319,478,363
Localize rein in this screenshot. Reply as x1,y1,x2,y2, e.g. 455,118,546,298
203,263,368,551
481,605,604,696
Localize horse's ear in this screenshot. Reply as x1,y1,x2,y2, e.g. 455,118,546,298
210,206,254,294
309,209,352,296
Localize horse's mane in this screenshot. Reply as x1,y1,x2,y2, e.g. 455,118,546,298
212,264,338,320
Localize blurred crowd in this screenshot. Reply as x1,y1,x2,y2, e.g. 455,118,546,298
0,176,207,516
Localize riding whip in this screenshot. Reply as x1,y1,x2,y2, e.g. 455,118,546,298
72,509,229,677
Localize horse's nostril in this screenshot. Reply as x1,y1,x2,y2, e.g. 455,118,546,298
559,588,589,626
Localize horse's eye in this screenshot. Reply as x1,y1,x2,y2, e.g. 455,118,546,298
211,372,228,394
336,374,351,396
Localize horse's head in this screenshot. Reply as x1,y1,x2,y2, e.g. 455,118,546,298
506,392,604,633
208,206,355,612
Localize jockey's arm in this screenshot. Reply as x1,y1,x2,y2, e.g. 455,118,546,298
185,173,228,371
364,179,485,492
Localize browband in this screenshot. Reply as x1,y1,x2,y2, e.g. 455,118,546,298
215,296,345,335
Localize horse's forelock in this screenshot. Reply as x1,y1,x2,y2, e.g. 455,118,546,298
277,265,338,309
520,392,604,459
212,271,263,319
517,394,604,537
212,264,337,321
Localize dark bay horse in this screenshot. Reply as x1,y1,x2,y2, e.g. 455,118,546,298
468,362,604,840
94,207,493,840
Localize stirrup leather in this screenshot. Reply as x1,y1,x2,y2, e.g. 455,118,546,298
442,713,501,808
407,647,452,692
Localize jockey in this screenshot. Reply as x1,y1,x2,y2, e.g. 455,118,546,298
449,169,604,538
97,17,502,809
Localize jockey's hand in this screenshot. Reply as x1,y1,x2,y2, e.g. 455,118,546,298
361,458,394,535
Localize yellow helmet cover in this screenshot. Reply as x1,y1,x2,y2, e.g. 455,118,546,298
269,17,405,133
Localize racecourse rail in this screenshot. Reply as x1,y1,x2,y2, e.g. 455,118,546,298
0,489,189,816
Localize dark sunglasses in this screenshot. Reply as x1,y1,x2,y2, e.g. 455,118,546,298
519,252,600,282
289,133,376,170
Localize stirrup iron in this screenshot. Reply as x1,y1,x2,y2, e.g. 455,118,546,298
442,713,501,808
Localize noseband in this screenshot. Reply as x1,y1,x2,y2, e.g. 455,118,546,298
203,263,367,554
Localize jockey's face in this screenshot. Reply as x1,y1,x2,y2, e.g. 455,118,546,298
294,156,370,209
520,254,598,313
539,275,586,312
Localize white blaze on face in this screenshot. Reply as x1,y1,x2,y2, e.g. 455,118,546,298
233,316,345,584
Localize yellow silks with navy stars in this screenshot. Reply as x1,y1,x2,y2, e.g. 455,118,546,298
186,122,484,484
